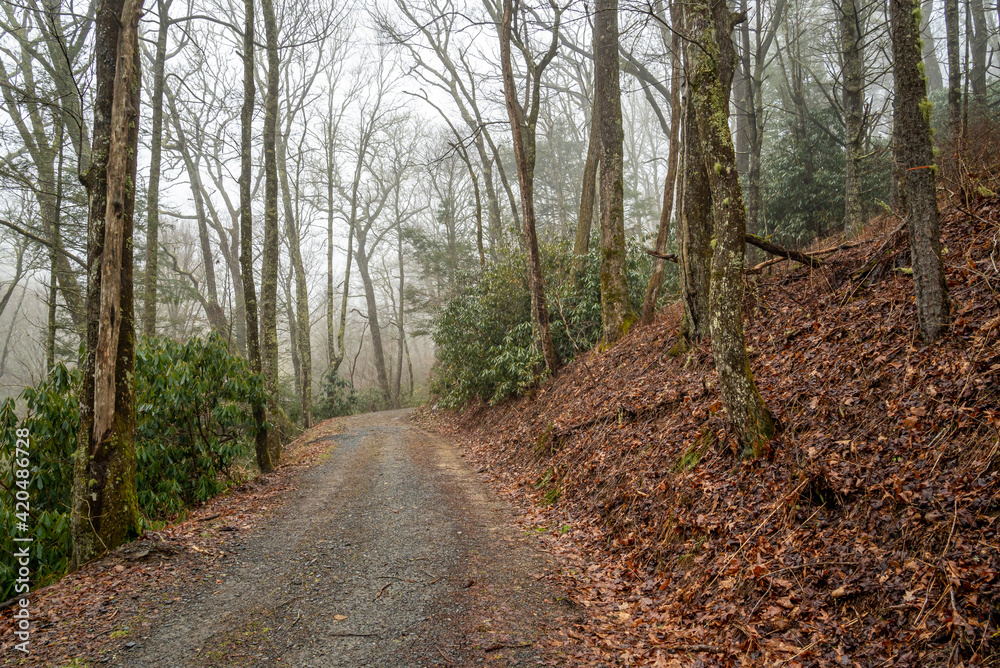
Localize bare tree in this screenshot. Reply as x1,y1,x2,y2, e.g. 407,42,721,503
498,0,562,374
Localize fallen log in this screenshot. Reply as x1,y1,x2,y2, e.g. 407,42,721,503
648,234,862,273
745,233,823,268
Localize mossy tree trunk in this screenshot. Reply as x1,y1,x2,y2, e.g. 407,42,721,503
840,0,866,236
891,0,951,342
239,0,271,474
72,0,143,567
677,84,713,348
688,0,776,454
260,0,282,463
594,0,633,344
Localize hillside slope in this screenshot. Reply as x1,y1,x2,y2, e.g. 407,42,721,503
422,197,1000,666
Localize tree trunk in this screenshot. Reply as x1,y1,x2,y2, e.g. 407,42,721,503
142,0,171,338
277,133,311,429
969,0,987,100
891,0,951,342
395,230,406,406
573,93,600,278
354,228,391,404
498,0,560,374
945,0,962,136
72,0,142,567
239,0,271,473
594,0,632,344
678,88,713,347
260,0,282,462
689,0,775,454
841,0,866,236
642,0,682,324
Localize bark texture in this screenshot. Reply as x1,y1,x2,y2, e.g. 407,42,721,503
678,89,713,347
890,0,951,342
260,0,282,462
688,0,775,453
72,0,142,567
594,0,632,344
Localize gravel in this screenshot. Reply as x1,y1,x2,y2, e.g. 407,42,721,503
115,409,581,667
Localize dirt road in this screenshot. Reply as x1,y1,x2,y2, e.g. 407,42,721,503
116,410,582,667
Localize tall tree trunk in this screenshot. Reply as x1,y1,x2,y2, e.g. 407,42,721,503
47,127,65,371
239,0,271,473
72,0,142,567
642,0,682,324
354,229,391,404
260,0,282,462
841,0,866,236
945,0,962,135
969,0,987,100
678,88,713,347
595,0,632,344
284,268,301,397
573,93,600,278
395,230,406,406
689,0,775,453
498,0,560,374
920,0,944,91
891,0,951,341
277,133,311,428
142,0,171,338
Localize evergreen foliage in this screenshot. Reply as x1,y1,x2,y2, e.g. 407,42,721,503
761,108,891,246
432,242,660,407
0,334,266,598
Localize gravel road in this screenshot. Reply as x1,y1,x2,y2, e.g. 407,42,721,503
116,410,581,667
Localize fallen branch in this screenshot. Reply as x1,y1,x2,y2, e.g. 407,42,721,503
745,234,823,268
645,249,678,263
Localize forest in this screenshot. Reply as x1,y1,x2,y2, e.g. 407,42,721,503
0,0,998,663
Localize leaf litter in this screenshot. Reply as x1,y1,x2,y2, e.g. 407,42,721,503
417,195,1000,667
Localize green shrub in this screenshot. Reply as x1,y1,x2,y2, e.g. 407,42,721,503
0,333,267,598
0,365,78,599
432,241,659,407
314,370,358,419
135,333,267,517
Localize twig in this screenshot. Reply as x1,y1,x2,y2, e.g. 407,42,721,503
663,644,726,653
956,204,992,228
374,582,392,600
